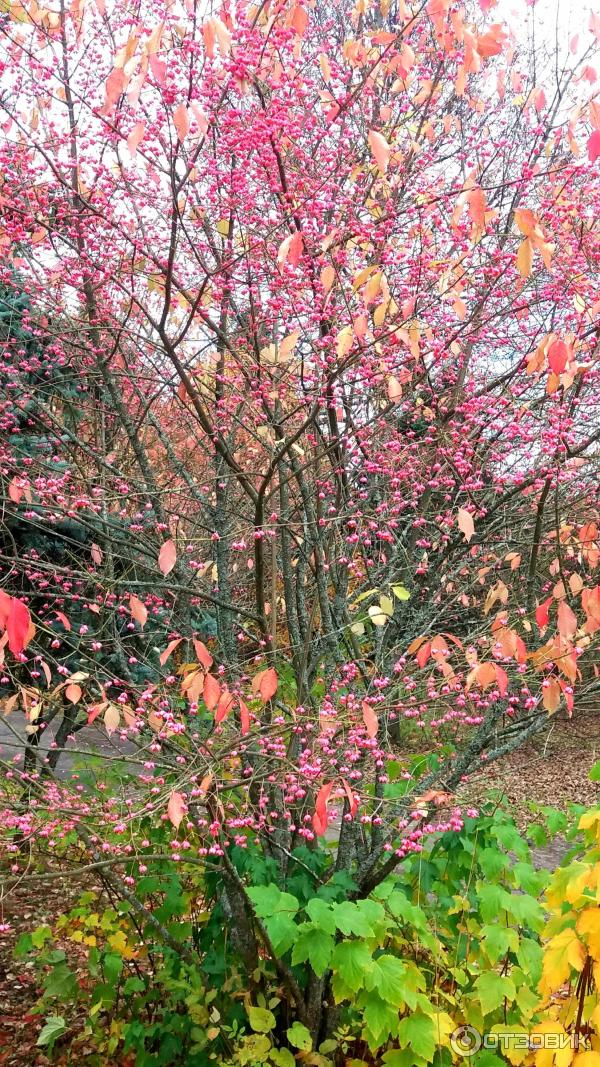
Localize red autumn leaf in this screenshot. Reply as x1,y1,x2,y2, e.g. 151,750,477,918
582,586,600,634
341,776,358,817
65,683,82,704
312,782,333,836
91,543,103,565
515,635,528,663
7,598,31,656
514,208,536,236
548,339,569,375
0,589,12,628
362,700,378,738
129,595,148,628
158,539,177,575
495,665,508,697
202,19,215,57
193,638,213,670
287,231,303,266
239,698,250,735
167,791,187,829
159,637,182,666
516,237,533,277
477,25,506,58
87,702,106,725
535,596,553,628
203,672,221,711
215,689,234,723
416,640,431,668
53,610,71,631
588,129,600,162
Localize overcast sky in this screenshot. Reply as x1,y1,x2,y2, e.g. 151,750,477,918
500,0,595,51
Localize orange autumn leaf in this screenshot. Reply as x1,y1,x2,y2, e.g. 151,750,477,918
129,595,148,628
252,667,278,701
557,600,577,639
457,507,475,542
368,129,391,173
173,103,190,142
362,700,378,738
516,238,533,277
203,673,221,711
167,791,187,829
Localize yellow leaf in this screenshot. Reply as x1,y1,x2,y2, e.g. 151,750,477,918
572,1054,600,1067
574,294,586,314
363,270,382,304
566,867,592,905
540,928,587,994
368,605,388,626
530,1021,573,1067
577,908,600,961
108,930,128,953
108,930,135,959
216,218,230,237
434,1012,457,1046
517,238,533,277
590,1001,600,1030
489,1024,530,1065
336,325,353,359
373,300,389,327
379,595,394,617
352,265,376,290
579,810,600,838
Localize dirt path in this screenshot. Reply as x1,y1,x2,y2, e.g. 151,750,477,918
0,712,139,781
466,709,599,821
